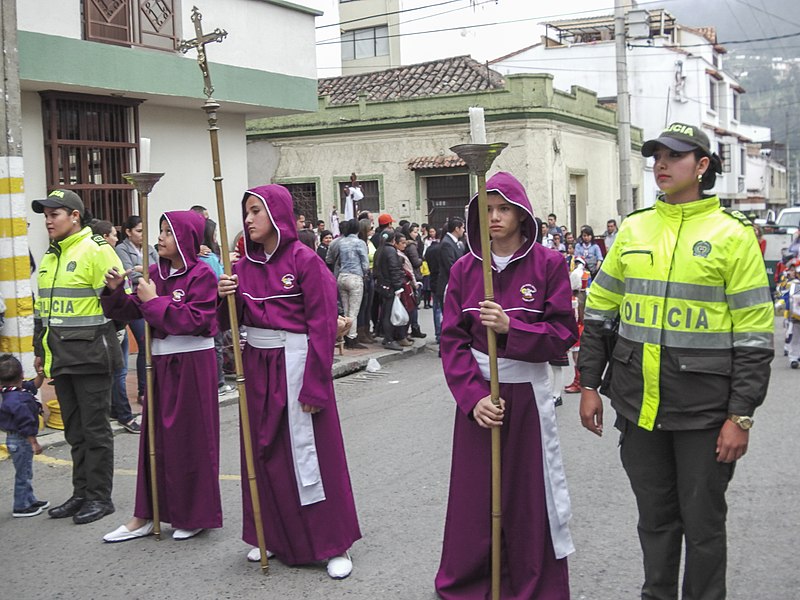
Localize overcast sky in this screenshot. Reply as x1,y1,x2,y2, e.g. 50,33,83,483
309,0,615,76
305,0,798,77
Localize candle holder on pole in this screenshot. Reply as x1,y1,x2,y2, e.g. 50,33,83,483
122,171,164,540
449,142,507,600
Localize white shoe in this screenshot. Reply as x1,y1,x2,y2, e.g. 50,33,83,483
173,528,203,540
327,551,353,579
246,547,276,562
103,521,154,543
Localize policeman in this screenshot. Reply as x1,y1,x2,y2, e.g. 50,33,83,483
578,123,774,599
32,189,124,525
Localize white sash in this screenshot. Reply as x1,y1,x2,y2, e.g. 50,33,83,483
151,335,214,356
470,348,575,559
244,326,326,506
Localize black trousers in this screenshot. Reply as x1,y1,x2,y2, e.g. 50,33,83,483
54,374,114,502
619,418,735,600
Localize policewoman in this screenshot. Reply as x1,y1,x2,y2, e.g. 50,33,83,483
32,189,124,525
578,123,774,599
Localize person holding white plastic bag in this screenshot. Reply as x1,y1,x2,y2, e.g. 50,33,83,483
374,230,405,351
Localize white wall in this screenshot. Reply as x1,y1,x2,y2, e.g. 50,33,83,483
18,0,318,79
18,0,82,38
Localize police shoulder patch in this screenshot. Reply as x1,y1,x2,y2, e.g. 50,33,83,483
91,234,109,246
722,208,753,227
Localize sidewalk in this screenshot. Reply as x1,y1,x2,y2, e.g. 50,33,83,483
32,306,437,452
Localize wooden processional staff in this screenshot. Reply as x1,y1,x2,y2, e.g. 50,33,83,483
121,171,164,540
178,6,270,573
450,141,508,600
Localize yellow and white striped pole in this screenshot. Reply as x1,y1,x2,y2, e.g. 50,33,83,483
0,156,34,371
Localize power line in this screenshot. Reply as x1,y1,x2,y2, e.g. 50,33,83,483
316,0,466,30
629,31,800,49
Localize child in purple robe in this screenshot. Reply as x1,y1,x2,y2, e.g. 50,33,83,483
100,210,222,542
218,184,361,579
435,172,578,599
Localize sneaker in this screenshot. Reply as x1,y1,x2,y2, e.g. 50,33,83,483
399,338,413,347
382,340,403,351
120,419,141,434
13,504,46,518
218,384,235,395
554,396,563,407
31,500,50,510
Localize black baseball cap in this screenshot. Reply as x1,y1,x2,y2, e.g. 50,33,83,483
641,123,711,157
32,189,85,216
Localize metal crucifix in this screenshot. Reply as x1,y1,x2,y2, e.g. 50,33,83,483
178,6,270,575
178,6,228,98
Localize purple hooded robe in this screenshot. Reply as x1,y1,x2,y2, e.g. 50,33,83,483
101,210,222,530
435,172,578,599
221,184,360,565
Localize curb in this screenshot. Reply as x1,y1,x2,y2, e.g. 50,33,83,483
31,339,433,453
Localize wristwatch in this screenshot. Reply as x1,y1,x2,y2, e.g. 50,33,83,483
728,414,754,430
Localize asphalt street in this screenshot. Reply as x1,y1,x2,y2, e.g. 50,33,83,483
1,329,798,599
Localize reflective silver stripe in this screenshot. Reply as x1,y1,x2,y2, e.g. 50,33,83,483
732,331,774,349
594,271,625,296
584,307,619,322
620,322,733,349
41,314,110,327
625,278,667,297
726,287,772,310
625,278,726,303
40,287,103,299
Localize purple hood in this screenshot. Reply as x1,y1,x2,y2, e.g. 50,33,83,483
158,210,206,279
465,171,537,265
242,184,298,264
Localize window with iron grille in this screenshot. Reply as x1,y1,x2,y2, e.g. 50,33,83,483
425,175,470,232
40,91,142,227
283,182,319,221
339,180,380,216
83,0,179,51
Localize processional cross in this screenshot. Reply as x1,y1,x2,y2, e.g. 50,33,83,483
178,6,270,575
178,6,228,98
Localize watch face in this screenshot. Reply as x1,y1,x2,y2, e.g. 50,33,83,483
733,416,753,430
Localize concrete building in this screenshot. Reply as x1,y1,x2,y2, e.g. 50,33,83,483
2,0,321,365
247,56,643,234
490,9,770,211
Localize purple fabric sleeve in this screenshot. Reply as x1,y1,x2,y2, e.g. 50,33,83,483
298,248,338,408
440,260,491,416
100,283,143,321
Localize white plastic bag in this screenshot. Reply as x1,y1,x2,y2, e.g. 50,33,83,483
390,295,409,327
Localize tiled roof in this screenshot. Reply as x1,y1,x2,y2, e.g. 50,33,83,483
318,56,505,106
407,155,467,171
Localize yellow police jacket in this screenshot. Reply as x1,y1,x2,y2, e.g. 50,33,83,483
34,227,124,378
579,196,774,431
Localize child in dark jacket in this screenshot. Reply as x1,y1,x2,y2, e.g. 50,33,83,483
0,354,47,517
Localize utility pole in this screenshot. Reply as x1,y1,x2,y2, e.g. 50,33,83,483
0,0,34,370
615,0,634,216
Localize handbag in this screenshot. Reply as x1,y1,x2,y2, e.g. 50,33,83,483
390,295,410,327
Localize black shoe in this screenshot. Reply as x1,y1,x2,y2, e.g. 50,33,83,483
344,337,367,350
73,500,115,525
554,396,563,407
13,501,49,518
410,327,427,339
120,419,141,434
382,340,403,351
48,496,85,519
